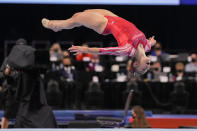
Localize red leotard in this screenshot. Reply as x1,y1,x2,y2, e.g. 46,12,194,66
99,16,151,56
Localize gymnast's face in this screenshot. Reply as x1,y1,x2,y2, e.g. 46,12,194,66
135,57,150,75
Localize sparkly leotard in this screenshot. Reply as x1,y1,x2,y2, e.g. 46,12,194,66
99,16,151,56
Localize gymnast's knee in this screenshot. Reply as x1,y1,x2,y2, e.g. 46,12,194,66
72,12,83,18
83,9,92,12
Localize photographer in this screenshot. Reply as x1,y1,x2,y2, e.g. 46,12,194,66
6,38,57,128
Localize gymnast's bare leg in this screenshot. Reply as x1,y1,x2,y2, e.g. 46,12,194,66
42,9,116,34
83,9,118,16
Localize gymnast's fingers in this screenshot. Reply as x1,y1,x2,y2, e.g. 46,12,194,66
69,49,78,52
68,46,80,50
74,52,80,55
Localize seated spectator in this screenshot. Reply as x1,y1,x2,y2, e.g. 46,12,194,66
49,42,62,55
88,54,104,72
75,43,92,61
49,42,63,71
150,42,168,62
60,56,76,82
59,56,81,108
151,61,167,82
125,105,150,128
87,54,104,82
143,61,162,82
170,82,189,114
174,62,186,81
185,53,197,72
151,42,165,57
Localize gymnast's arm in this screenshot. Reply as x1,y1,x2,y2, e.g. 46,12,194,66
68,45,99,54
68,45,130,56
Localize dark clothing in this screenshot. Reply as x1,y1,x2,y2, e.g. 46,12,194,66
3,82,18,119
15,102,56,128
14,69,57,128
7,44,57,128
59,66,76,81
0,57,19,120
59,66,80,108
7,45,35,69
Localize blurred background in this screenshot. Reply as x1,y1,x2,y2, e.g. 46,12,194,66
0,0,197,129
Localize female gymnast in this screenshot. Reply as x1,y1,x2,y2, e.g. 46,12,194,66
42,9,156,75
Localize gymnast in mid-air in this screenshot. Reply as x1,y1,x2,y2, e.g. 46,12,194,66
42,9,156,75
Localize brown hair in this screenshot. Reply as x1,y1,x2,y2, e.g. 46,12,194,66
130,106,150,128
175,62,184,70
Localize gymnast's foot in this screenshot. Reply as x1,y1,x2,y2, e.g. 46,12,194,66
41,18,62,32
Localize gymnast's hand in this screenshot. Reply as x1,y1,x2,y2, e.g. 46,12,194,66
149,36,156,47
68,45,89,55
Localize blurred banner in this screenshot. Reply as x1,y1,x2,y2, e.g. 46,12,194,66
0,0,180,5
